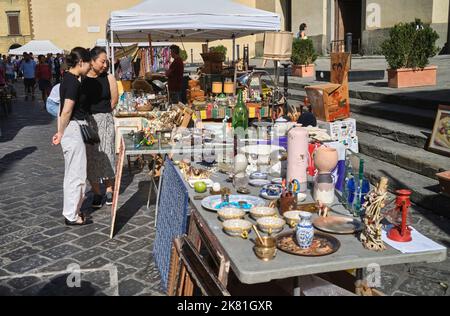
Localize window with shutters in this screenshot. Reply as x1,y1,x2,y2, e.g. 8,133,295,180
6,12,21,36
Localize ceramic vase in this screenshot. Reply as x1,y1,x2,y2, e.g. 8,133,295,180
313,147,339,205
287,127,309,193
296,212,314,249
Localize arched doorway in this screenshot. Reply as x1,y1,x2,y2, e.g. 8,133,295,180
9,43,22,51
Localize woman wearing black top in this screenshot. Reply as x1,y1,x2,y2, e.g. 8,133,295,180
81,47,119,208
52,47,92,226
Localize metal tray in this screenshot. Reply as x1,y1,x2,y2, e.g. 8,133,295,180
276,231,341,257
313,216,363,235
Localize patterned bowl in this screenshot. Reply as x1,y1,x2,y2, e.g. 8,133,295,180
222,219,253,239
257,217,286,235
217,208,246,222
284,211,303,228
250,207,278,220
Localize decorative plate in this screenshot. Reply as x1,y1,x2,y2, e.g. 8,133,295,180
201,195,266,212
271,178,283,185
313,216,363,235
276,231,341,257
249,179,271,187
250,172,269,180
260,184,282,200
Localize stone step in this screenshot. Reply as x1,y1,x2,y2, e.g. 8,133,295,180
357,132,450,180
357,153,450,219
288,89,436,129
282,78,448,111
351,112,430,149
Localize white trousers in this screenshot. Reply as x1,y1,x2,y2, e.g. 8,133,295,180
61,121,87,222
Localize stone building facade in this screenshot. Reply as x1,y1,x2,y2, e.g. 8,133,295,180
0,0,33,55
3,1,449,57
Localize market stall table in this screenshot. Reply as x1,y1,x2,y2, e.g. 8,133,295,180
170,166,447,294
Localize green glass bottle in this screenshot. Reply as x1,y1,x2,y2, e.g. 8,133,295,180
232,89,249,132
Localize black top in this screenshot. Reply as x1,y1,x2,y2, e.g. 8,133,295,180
60,72,88,120
80,73,112,114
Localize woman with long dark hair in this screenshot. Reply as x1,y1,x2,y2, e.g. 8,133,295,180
81,47,119,208
52,47,92,226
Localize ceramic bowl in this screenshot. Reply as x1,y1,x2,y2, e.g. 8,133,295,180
222,219,253,239
284,211,303,228
296,193,307,203
250,207,278,220
257,217,286,235
217,208,246,222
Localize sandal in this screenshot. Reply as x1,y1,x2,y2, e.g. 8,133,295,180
65,214,92,226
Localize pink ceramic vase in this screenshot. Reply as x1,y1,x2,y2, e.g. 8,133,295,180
287,127,309,193
314,147,338,174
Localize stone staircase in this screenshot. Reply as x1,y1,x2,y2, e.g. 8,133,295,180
286,82,450,218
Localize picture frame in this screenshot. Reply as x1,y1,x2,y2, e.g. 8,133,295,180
429,105,450,157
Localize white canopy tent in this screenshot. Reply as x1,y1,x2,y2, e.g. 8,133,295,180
8,40,64,56
107,0,281,73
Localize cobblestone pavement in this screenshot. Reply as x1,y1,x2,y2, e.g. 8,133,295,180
0,84,164,296
0,83,449,296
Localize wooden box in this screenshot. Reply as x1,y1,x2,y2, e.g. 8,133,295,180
305,83,350,122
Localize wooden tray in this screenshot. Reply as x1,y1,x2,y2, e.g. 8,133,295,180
276,231,340,257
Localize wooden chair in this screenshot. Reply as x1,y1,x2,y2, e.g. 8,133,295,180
167,235,230,296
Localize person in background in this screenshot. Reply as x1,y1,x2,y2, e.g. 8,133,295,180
298,23,308,40
20,53,37,101
46,83,60,117
5,56,15,83
165,45,184,104
14,55,20,80
81,47,119,208
54,53,62,84
36,55,53,104
52,47,92,226
0,63,5,88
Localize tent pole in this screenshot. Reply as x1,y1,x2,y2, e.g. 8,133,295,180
111,29,115,74
232,34,236,63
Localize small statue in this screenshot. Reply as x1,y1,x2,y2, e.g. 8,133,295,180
360,177,389,251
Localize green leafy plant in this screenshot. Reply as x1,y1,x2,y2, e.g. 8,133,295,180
381,19,439,69
291,39,318,66
209,45,227,58
180,50,188,62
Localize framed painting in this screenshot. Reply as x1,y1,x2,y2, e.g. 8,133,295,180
429,105,450,157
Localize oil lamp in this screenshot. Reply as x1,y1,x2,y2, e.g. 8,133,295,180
387,190,413,242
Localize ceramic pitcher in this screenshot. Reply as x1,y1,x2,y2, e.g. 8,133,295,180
296,212,314,249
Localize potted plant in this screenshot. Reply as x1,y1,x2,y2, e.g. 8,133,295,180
381,19,440,88
291,38,318,77
206,45,227,62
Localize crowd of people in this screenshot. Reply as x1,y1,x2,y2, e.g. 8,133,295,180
1,47,119,226
0,52,65,101
1,44,185,226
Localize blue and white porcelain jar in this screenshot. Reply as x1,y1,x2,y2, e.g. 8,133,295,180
296,212,314,249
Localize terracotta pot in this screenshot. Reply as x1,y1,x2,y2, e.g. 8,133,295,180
387,66,437,88
436,171,450,196
292,64,315,78
314,147,338,174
